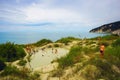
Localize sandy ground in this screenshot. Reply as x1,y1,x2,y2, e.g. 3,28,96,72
26,47,69,71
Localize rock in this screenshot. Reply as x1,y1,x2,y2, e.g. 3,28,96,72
90,21,120,36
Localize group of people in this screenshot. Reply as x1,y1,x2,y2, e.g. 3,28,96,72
25,45,38,56
52,48,58,54
40,47,58,56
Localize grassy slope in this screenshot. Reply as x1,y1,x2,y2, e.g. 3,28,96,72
50,35,120,80
0,35,120,80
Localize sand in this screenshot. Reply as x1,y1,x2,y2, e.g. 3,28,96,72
26,47,69,71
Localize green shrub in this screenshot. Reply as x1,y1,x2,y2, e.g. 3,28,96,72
112,38,120,47
56,38,71,45
0,65,40,80
54,44,59,47
51,68,63,77
56,37,80,45
1,65,28,77
18,59,27,66
91,35,119,41
1,66,19,76
57,45,98,68
89,58,120,80
35,39,52,47
105,46,120,59
98,41,110,47
57,46,82,68
0,58,6,71
0,42,26,62
47,45,52,48
29,72,40,80
101,35,118,40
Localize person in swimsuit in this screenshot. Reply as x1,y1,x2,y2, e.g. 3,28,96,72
100,44,105,58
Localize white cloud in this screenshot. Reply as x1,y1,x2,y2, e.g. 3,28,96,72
22,3,82,24
0,0,120,28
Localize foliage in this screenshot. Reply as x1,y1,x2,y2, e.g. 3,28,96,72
0,42,26,62
57,45,97,68
98,41,110,47
18,59,27,66
91,35,119,40
100,34,119,40
0,65,40,80
88,58,120,80
29,72,40,80
54,44,60,47
56,37,79,45
47,45,52,48
112,38,120,47
51,68,63,77
35,39,52,47
105,46,120,59
57,46,82,68
0,58,6,71
1,65,28,77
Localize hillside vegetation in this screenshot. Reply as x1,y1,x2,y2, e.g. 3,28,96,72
0,42,26,71
0,35,120,80
50,35,120,80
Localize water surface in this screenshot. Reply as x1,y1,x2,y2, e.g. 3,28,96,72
0,30,105,44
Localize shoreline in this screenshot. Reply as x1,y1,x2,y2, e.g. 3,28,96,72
0,31,107,44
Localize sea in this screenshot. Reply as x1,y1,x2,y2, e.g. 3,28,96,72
0,30,106,44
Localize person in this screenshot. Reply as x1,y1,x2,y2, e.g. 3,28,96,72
100,44,105,58
55,49,58,54
52,48,54,53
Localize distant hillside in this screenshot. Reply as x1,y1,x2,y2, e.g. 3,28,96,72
90,21,120,36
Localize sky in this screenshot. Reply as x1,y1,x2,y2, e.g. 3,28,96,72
0,0,120,32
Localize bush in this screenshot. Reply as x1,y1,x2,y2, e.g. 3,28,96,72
56,38,71,45
0,65,40,80
92,35,118,40
112,38,120,47
54,44,59,47
101,35,118,40
57,46,83,68
88,58,120,80
35,39,52,47
47,45,52,48
105,46,120,59
0,58,6,71
98,41,110,47
18,59,27,66
57,45,98,68
56,37,80,45
0,42,26,62
1,66,20,76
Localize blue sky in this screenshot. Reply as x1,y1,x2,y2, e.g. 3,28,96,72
0,0,120,32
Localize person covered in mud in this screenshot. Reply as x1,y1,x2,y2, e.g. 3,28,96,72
100,43,105,58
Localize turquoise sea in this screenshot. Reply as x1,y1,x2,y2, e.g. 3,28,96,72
0,30,106,44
